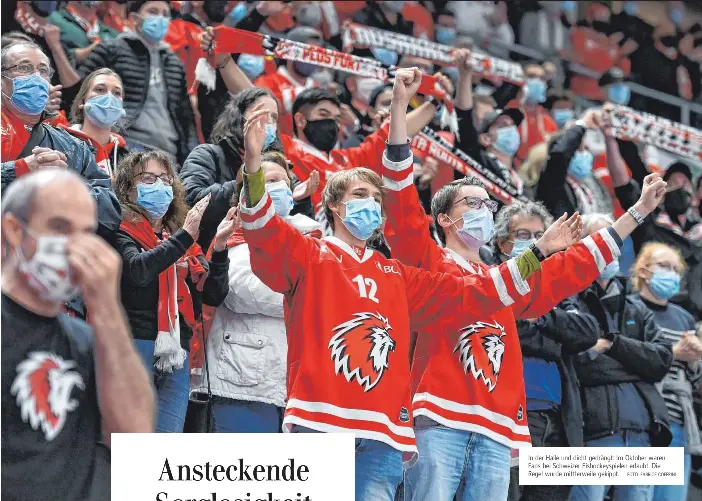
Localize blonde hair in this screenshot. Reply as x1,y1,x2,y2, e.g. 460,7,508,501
631,242,687,291
519,142,548,187
322,168,385,231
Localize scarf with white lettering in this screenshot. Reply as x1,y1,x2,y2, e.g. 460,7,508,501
609,105,702,163
342,23,525,85
193,26,458,133
411,126,529,204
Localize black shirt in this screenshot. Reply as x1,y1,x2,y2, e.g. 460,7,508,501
1,294,110,501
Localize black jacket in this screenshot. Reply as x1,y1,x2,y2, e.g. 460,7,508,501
517,295,599,447
575,282,673,446
114,227,229,351
76,36,197,165
614,141,702,320
536,124,586,218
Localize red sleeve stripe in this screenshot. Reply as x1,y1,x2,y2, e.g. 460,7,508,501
240,192,275,230
581,230,619,272
506,257,530,296
489,266,515,307
382,150,414,172
383,172,414,191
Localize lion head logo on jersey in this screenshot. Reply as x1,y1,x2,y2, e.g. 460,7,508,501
10,352,85,441
329,312,396,392
453,321,506,392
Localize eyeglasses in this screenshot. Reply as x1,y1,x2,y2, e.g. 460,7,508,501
135,172,174,186
452,196,499,213
2,63,54,80
512,229,545,241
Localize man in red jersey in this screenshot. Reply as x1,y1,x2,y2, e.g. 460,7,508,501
236,66,593,501
382,61,669,501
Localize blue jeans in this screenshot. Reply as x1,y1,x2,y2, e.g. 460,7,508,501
292,426,403,501
134,339,189,433
652,422,690,501
404,419,511,501
212,398,282,433
569,430,653,501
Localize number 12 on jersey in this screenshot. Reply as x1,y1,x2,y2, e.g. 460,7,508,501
352,274,379,303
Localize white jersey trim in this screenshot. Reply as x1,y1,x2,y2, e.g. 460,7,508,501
324,236,374,263
445,248,479,275
507,257,530,296
382,150,414,171
489,266,514,306
413,392,531,435
582,234,606,272
287,398,415,438
383,172,414,191
413,408,532,450
598,228,621,259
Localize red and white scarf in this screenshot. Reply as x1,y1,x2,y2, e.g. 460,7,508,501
411,126,529,204
342,22,525,85
609,105,702,163
120,216,208,373
14,1,48,36
192,26,459,133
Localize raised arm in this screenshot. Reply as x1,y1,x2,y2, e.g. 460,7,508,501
239,102,314,293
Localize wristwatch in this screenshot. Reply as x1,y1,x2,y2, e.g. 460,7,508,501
529,242,546,262
627,206,645,226
601,331,618,342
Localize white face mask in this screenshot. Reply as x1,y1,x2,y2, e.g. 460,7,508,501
17,231,79,303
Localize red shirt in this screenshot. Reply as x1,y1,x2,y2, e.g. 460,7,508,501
1,109,32,177
255,68,317,137
507,100,557,166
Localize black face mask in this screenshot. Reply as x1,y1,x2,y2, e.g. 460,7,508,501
664,188,692,217
203,0,227,23
303,118,339,153
660,35,679,48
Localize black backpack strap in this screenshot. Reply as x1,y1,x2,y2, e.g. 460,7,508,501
17,123,47,160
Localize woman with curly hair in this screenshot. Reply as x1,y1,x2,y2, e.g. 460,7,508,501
113,149,236,432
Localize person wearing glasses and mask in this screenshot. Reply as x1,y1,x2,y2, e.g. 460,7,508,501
1,41,121,247
381,79,669,500
113,150,234,433
489,201,601,501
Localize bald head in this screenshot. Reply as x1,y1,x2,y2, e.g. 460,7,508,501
2,169,97,239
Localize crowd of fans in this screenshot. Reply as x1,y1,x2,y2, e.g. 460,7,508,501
1,1,702,501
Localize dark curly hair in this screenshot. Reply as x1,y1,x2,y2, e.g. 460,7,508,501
114,150,189,232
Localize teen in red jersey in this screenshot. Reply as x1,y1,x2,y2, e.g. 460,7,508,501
382,68,669,501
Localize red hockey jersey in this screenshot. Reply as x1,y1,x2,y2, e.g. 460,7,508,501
240,188,550,463
255,67,317,136
382,152,622,449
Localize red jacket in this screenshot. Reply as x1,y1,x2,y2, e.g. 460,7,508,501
239,188,544,463
382,151,623,449
255,68,317,136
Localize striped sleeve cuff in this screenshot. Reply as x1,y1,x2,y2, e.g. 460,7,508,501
382,148,414,192
581,228,622,272
239,190,275,231
488,250,541,308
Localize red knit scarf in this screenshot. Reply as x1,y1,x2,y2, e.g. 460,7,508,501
120,215,208,372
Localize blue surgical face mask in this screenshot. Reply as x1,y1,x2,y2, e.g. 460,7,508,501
340,197,382,241
524,78,546,104
670,8,684,26
599,260,620,280
436,26,457,45
140,15,170,43
238,54,265,81
561,1,577,14
568,150,594,180
553,109,575,128
371,47,399,67
294,60,317,78
228,2,248,24
136,180,174,219
83,93,126,129
508,238,535,258
608,84,631,105
493,125,521,157
623,2,638,16
267,180,294,218
648,270,681,300
453,207,494,250
2,73,50,115
263,122,277,149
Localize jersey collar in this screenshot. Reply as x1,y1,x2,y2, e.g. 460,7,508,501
324,236,374,264
445,248,481,274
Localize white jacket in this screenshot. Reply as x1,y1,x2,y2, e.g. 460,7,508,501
191,215,321,408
